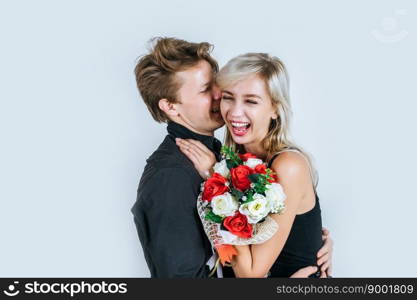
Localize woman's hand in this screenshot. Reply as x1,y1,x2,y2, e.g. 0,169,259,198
317,227,333,277
175,138,216,179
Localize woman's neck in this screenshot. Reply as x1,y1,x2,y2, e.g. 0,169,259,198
242,142,267,161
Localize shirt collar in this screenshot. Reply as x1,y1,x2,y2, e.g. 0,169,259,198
167,121,222,161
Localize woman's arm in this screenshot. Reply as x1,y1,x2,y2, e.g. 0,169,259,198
231,245,253,277
176,142,326,277
231,151,313,277
232,244,320,278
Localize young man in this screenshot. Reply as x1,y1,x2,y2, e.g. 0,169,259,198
131,37,333,278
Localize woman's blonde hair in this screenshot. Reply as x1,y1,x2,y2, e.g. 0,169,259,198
216,53,318,187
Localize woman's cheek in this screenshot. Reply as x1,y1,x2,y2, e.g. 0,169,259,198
220,103,229,117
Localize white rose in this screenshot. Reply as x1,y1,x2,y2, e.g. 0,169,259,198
239,193,270,224
211,192,238,217
213,159,230,178
244,158,264,169
265,183,286,214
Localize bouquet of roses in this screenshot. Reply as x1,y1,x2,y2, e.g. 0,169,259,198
197,146,287,265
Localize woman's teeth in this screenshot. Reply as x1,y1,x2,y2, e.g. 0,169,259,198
230,122,250,136
231,122,249,127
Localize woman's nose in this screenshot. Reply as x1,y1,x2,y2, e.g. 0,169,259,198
228,102,245,118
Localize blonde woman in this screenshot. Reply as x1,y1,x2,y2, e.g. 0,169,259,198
176,53,332,277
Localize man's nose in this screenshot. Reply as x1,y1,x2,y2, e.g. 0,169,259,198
211,84,221,101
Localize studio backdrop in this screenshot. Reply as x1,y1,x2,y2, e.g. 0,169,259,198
0,0,416,277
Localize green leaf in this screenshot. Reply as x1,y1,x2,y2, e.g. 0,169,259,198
231,188,244,200
205,210,224,223
248,173,260,183
226,159,238,170
220,145,229,155
254,185,267,194
242,191,254,204
221,146,242,165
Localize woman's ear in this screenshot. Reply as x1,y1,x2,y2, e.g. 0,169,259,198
158,98,179,118
271,103,279,120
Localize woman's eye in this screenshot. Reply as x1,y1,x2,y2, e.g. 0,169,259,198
246,100,258,104
201,88,210,93
222,96,233,101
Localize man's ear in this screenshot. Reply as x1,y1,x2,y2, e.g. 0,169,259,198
158,98,179,118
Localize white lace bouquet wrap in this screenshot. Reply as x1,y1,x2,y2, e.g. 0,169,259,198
197,146,287,264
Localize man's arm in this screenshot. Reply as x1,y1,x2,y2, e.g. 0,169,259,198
133,168,210,278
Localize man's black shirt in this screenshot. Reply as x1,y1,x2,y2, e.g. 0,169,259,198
131,121,222,278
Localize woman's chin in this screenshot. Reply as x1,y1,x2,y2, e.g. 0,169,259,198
231,133,251,145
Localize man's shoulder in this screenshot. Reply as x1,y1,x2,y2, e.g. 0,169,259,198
147,135,194,169
133,135,202,208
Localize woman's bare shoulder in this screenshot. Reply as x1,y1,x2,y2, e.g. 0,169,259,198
270,151,311,180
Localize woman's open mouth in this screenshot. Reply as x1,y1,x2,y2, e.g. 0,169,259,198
230,121,251,136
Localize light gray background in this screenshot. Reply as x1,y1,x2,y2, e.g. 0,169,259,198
0,0,416,277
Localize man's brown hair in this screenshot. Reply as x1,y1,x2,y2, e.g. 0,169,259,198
134,37,219,123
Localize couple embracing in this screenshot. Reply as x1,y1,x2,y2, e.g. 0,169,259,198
131,37,333,278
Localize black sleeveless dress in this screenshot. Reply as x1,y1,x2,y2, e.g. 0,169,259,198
267,152,323,278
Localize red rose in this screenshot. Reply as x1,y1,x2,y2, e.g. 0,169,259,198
223,212,253,238
238,152,257,162
202,173,229,202
254,164,278,183
230,165,254,191
254,164,267,174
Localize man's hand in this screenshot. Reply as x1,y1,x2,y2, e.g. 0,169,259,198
290,266,319,278
317,227,333,277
